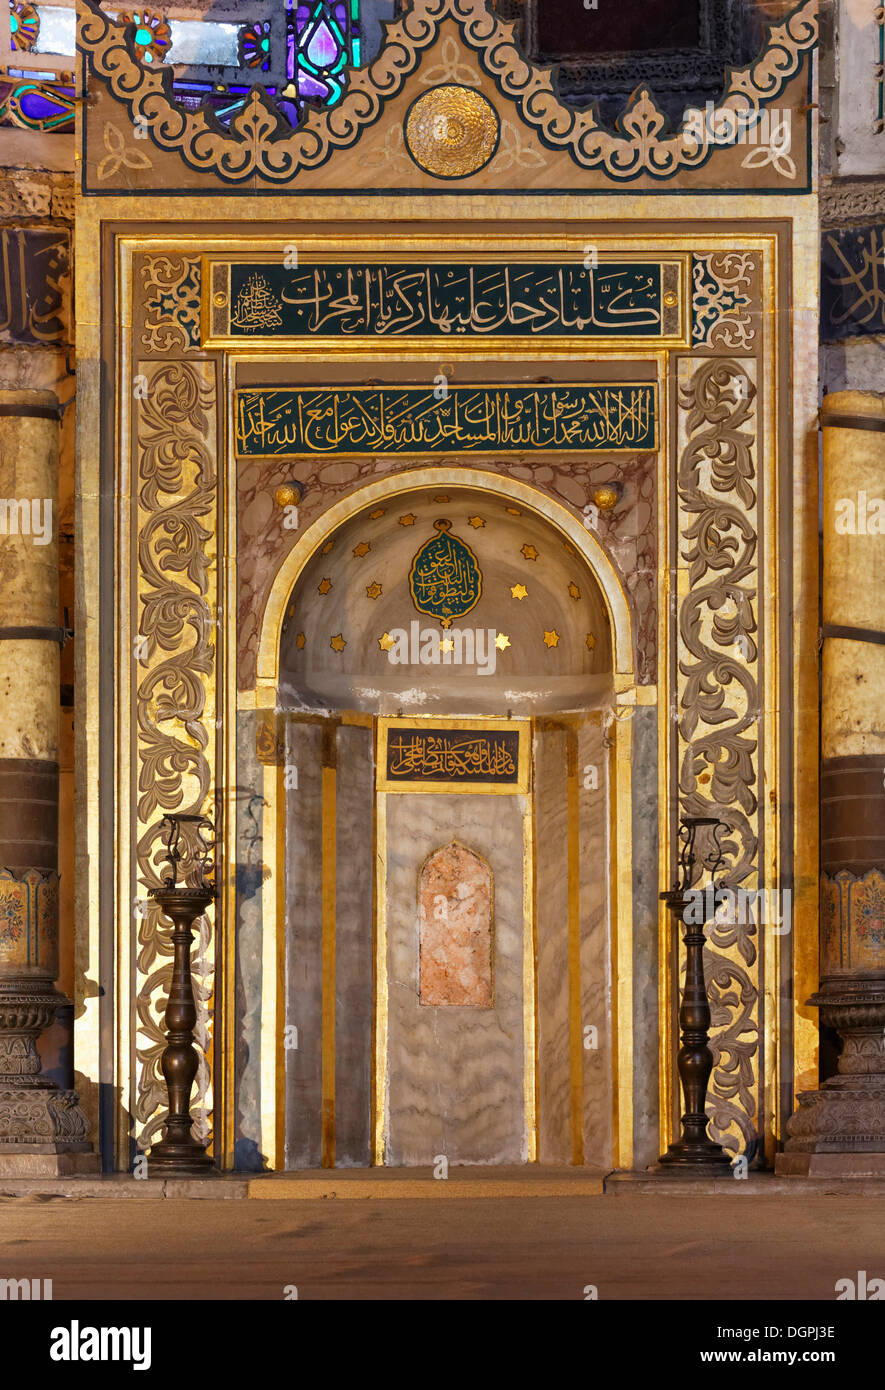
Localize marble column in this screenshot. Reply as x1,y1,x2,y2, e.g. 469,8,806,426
0,390,93,1173
779,391,885,1175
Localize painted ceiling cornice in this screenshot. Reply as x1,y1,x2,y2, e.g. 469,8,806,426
78,0,819,186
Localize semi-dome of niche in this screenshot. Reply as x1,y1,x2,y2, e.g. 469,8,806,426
278,485,614,716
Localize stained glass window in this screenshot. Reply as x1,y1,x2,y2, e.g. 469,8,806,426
1,2,370,136
278,1,361,123
9,3,40,52
119,11,172,65
239,21,272,72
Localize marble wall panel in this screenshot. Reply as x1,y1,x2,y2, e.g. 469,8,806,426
334,723,374,1166
534,728,572,1164
630,705,661,1169
234,709,267,1170
579,716,613,1169
385,792,525,1166
284,719,324,1168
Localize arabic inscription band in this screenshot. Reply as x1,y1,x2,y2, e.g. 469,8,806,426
385,729,521,785
234,383,658,457
0,227,69,345
212,259,681,341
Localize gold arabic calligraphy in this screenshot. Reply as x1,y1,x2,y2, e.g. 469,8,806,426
227,262,665,338
823,229,885,333
388,732,518,781
410,520,481,626
235,384,656,456
0,228,69,344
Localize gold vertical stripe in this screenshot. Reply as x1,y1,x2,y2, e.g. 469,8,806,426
115,239,133,1171
612,712,635,1169
321,761,337,1168
609,724,620,1166
523,763,537,1163
260,760,280,1169
220,355,237,1169
762,245,780,1162
373,789,388,1165
658,348,675,1159
275,754,286,1168
566,734,584,1165
76,197,103,1159
369,753,378,1160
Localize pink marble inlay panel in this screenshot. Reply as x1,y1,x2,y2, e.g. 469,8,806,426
418,842,493,1007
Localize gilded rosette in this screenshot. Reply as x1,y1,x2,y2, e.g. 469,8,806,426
405,85,499,179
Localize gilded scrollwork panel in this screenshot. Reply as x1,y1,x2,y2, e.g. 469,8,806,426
135,255,202,356
691,253,761,353
675,353,762,1158
133,359,219,1149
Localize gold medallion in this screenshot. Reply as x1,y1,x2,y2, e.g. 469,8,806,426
404,85,500,179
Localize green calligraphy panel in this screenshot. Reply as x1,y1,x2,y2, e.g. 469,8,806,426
217,260,681,341
234,384,657,456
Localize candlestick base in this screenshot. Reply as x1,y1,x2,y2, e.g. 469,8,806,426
148,1138,215,1178
657,1111,733,1172
656,1143,733,1173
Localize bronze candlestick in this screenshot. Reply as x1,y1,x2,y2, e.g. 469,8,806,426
657,816,733,1174
148,814,216,1178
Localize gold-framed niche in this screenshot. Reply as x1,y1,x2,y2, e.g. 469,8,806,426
75,212,818,1175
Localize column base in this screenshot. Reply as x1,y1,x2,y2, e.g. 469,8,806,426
784,1078,885,1154
0,1085,92,1151
0,1149,99,1176
775,1151,885,1177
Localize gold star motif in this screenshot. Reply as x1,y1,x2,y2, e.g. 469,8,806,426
568,582,581,600
434,494,450,502
330,633,346,653
511,583,528,600
366,581,382,600
521,544,539,561
495,632,511,651
440,637,454,654
398,513,416,526
321,540,334,555
370,508,386,519
296,632,306,650
543,629,560,648
563,542,576,557
586,633,596,651
506,506,521,516
378,631,395,652
352,540,370,558
317,577,332,595
468,515,485,529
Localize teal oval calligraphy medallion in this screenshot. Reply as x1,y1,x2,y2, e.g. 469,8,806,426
409,520,482,629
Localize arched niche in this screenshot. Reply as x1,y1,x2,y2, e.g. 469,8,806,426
252,469,636,1173
277,483,615,716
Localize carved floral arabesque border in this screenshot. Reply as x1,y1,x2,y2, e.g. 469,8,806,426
675,333,763,1158
79,0,818,186
133,353,218,1149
